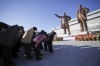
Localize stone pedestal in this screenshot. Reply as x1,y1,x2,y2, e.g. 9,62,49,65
71,31,88,35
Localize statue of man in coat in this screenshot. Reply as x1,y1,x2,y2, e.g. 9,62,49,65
77,5,89,32
55,13,71,35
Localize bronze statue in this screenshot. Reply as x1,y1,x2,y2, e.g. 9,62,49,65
55,13,71,35
77,5,89,31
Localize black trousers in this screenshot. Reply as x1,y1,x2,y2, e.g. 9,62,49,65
2,46,12,65
39,42,43,50
12,44,18,58
44,41,48,51
31,42,42,60
48,41,53,53
44,40,53,53
0,45,2,57
22,43,33,59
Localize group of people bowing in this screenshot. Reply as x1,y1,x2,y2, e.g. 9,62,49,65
0,22,56,66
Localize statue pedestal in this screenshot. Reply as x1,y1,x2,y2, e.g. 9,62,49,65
62,31,88,40
71,31,88,35
60,34,74,40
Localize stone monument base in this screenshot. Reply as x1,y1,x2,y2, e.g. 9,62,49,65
71,31,88,35
62,31,89,40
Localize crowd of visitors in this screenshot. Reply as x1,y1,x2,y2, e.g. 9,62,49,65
0,22,56,66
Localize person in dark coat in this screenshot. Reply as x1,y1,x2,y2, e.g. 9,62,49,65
0,22,9,58
15,26,25,48
44,31,56,53
12,26,25,58
0,22,19,66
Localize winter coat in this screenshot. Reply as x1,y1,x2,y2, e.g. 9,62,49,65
21,28,35,44
0,25,18,47
33,34,46,44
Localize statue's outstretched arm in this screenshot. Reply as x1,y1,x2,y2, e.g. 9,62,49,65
55,14,62,18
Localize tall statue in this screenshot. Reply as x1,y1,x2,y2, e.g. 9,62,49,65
55,13,71,35
77,5,89,31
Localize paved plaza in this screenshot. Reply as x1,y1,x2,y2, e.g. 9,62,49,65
0,41,100,66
